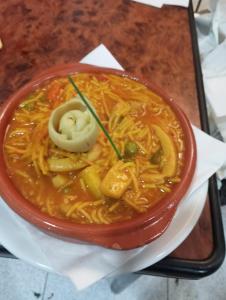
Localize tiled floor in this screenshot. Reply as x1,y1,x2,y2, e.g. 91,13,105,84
0,206,226,300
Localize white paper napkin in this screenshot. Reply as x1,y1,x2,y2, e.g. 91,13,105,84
203,40,226,118
196,0,226,177
1,44,226,290
131,0,189,8
196,0,226,119
80,44,124,71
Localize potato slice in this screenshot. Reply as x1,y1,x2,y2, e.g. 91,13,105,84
52,174,68,188
100,162,133,199
151,124,177,177
80,165,102,199
140,173,165,184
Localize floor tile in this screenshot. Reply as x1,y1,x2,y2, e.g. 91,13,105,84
168,263,226,300
43,272,167,300
0,258,47,300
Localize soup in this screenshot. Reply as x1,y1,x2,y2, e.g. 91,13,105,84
3,73,185,224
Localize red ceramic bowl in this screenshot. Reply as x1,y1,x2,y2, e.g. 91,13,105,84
0,63,196,250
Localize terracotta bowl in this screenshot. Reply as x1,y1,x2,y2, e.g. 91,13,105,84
0,63,196,250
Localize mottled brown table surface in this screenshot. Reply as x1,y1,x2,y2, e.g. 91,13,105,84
0,0,216,266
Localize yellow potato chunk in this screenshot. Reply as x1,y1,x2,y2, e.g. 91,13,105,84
52,174,68,188
80,165,102,199
101,162,133,199
151,124,177,177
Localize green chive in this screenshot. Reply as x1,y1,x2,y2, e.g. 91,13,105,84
68,75,122,160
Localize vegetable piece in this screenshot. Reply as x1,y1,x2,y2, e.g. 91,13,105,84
87,144,102,161
48,157,87,172
21,102,35,111
151,125,177,177
124,141,138,158
140,173,165,184
150,148,162,165
80,165,102,199
52,174,68,188
63,187,70,194
100,162,133,199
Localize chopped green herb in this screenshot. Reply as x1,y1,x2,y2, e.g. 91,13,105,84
20,102,35,111
124,141,138,158
63,187,70,194
68,75,122,160
39,95,46,102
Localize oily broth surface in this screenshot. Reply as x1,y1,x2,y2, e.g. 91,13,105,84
4,73,185,224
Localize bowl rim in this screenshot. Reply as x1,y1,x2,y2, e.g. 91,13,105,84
0,63,197,237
